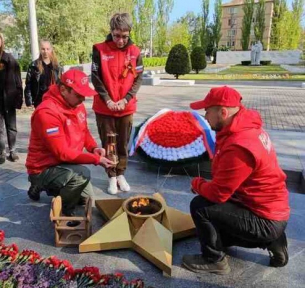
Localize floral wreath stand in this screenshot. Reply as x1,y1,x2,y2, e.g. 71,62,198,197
129,109,215,191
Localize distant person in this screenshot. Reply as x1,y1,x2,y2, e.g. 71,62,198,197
24,39,61,108
0,33,23,163
183,86,290,275
26,70,113,216
91,12,143,195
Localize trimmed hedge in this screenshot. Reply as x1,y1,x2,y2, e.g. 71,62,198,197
143,57,167,67
191,47,207,74
241,61,251,66
260,60,272,65
165,44,191,79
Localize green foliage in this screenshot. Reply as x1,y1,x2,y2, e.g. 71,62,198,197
260,60,272,65
17,50,31,71
241,61,251,66
156,0,174,56
254,0,265,42
212,0,222,48
200,0,210,52
191,47,207,73
168,21,191,51
143,57,167,67
241,0,255,50
165,44,191,79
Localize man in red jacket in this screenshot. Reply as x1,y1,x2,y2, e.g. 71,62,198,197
26,70,113,216
183,86,290,275
91,13,143,195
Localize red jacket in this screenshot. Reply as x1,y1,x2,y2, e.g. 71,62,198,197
26,85,100,174
92,41,141,117
192,107,290,221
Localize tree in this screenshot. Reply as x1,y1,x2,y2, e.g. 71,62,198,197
177,12,201,50
168,21,191,51
254,0,265,43
241,0,255,50
211,0,222,48
165,44,191,79
132,0,155,53
200,0,210,51
156,0,174,56
270,0,288,50
190,47,206,74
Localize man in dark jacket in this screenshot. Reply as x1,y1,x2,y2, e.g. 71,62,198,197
0,33,23,163
182,86,290,275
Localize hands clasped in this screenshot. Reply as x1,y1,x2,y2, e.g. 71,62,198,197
93,148,116,168
107,99,127,111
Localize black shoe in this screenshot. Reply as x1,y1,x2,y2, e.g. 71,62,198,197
267,232,289,267
78,196,87,206
0,152,5,164
182,254,231,275
8,151,19,162
28,185,42,201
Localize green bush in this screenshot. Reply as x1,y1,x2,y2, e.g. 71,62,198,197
241,61,251,66
143,57,167,67
17,51,32,72
165,44,191,79
260,60,272,65
191,47,207,74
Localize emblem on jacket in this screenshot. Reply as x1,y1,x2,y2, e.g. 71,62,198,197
259,133,272,153
102,55,114,61
77,111,85,123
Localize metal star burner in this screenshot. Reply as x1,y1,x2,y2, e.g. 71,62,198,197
79,193,196,276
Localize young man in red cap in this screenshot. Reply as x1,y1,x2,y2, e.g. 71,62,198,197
26,70,114,216
183,86,290,275
91,13,143,195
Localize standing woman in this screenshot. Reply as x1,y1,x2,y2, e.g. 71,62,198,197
24,39,61,108
0,33,23,163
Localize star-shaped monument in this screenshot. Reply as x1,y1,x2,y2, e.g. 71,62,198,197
79,193,196,276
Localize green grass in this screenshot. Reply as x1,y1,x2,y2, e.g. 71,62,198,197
178,64,305,81
217,64,288,74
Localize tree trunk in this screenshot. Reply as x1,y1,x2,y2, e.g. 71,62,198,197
175,74,179,79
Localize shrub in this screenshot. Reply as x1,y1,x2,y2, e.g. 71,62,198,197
241,61,251,66
260,60,272,65
143,57,167,67
191,47,207,74
165,44,191,79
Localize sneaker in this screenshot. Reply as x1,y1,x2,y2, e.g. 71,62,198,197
0,152,5,164
117,175,130,192
108,177,118,195
28,185,42,201
182,254,231,275
8,151,19,162
267,232,289,267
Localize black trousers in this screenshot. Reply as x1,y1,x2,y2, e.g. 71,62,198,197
190,195,287,262
0,108,17,153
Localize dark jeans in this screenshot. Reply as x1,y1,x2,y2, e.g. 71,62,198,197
95,113,133,177
190,195,287,262
29,164,93,214
0,108,17,153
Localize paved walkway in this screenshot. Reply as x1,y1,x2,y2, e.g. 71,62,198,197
1,83,305,287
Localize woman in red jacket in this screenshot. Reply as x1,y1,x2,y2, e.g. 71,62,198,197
91,13,143,195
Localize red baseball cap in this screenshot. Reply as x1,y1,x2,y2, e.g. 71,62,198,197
190,86,242,110
61,69,97,97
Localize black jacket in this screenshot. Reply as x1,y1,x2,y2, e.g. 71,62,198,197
24,59,61,107
0,51,23,110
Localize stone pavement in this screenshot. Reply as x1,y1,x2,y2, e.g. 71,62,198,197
1,83,305,287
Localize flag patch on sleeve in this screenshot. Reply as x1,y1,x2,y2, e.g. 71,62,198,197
136,65,143,73
46,127,59,136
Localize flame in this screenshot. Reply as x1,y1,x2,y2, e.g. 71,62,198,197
132,198,150,208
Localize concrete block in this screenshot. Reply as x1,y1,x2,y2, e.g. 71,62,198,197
142,77,160,86
301,83,305,88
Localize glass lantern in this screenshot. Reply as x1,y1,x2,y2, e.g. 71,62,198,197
106,133,118,165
